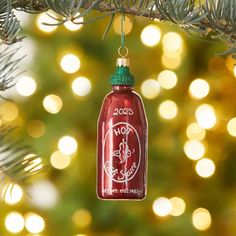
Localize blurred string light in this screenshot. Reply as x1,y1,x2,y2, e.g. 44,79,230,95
161,54,181,70
184,140,205,160
24,154,43,173
227,117,236,137
192,208,212,231
72,209,92,228
158,100,178,120
157,70,178,89
60,53,81,74
72,77,92,97
64,15,84,31
169,197,186,217
27,120,46,138
141,24,162,47
25,212,45,234
234,66,236,77
2,183,23,205
50,150,71,169
195,104,217,129
28,180,59,209
113,15,133,35
152,197,172,217
189,79,210,100
36,12,58,33
141,79,161,99
16,76,37,97
195,158,215,178
186,123,206,141
58,135,78,155
43,94,63,114
0,102,19,122
162,32,183,54
5,212,24,233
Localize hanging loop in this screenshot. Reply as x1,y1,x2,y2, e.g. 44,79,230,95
118,46,129,58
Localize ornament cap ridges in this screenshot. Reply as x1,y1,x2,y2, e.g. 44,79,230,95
116,58,130,67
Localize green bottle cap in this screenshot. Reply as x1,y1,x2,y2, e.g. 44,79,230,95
110,58,135,86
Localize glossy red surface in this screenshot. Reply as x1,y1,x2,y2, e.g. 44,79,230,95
97,85,148,200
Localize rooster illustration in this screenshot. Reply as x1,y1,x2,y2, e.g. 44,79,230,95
112,139,135,163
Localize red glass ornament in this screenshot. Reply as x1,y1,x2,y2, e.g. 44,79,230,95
97,58,148,200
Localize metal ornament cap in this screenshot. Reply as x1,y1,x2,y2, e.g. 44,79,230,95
110,58,135,86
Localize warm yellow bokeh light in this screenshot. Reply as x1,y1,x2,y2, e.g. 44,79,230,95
60,53,81,74
184,140,205,160
0,102,19,122
234,66,236,77
189,79,210,100
3,183,23,205
50,150,71,169
227,117,236,137
24,155,43,173
158,70,178,89
16,76,37,97
192,208,212,231
58,136,78,155
5,212,24,233
153,197,172,217
169,197,186,217
72,209,92,228
186,122,206,141
72,77,92,97
161,54,182,69
195,158,215,178
25,212,45,234
195,104,217,129
141,24,162,47
27,120,46,138
141,79,161,99
64,16,84,31
113,15,133,35
162,32,183,53
43,94,63,114
36,12,58,33
158,100,178,120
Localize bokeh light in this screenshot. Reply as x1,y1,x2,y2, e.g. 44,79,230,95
141,79,161,99
141,24,161,47
5,212,24,233
28,180,59,209
27,120,46,138
36,12,58,33
43,94,63,114
186,122,206,141
50,150,71,169
192,208,212,231
162,32,183,53
169,197,186,216
195,158,215,178
60,53,81,74
113,15,133,35
184,140,205,160
0,102,19,122
189,79,210,100
227,117,236,137
58,136,78,155
152,197,172,217
64,16,84,31
16,76,37,97
158,70,178,89
3,183,23,205
72,209,92,228
25,212,45,234
161,54,181,69
195,104,217,129
72,77,92,97
24,154,43,173
158,100,178,120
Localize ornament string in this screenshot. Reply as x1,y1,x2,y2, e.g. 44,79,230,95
118,11,128,58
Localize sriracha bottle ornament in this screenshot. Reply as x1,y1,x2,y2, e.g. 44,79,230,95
97,57,148,200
